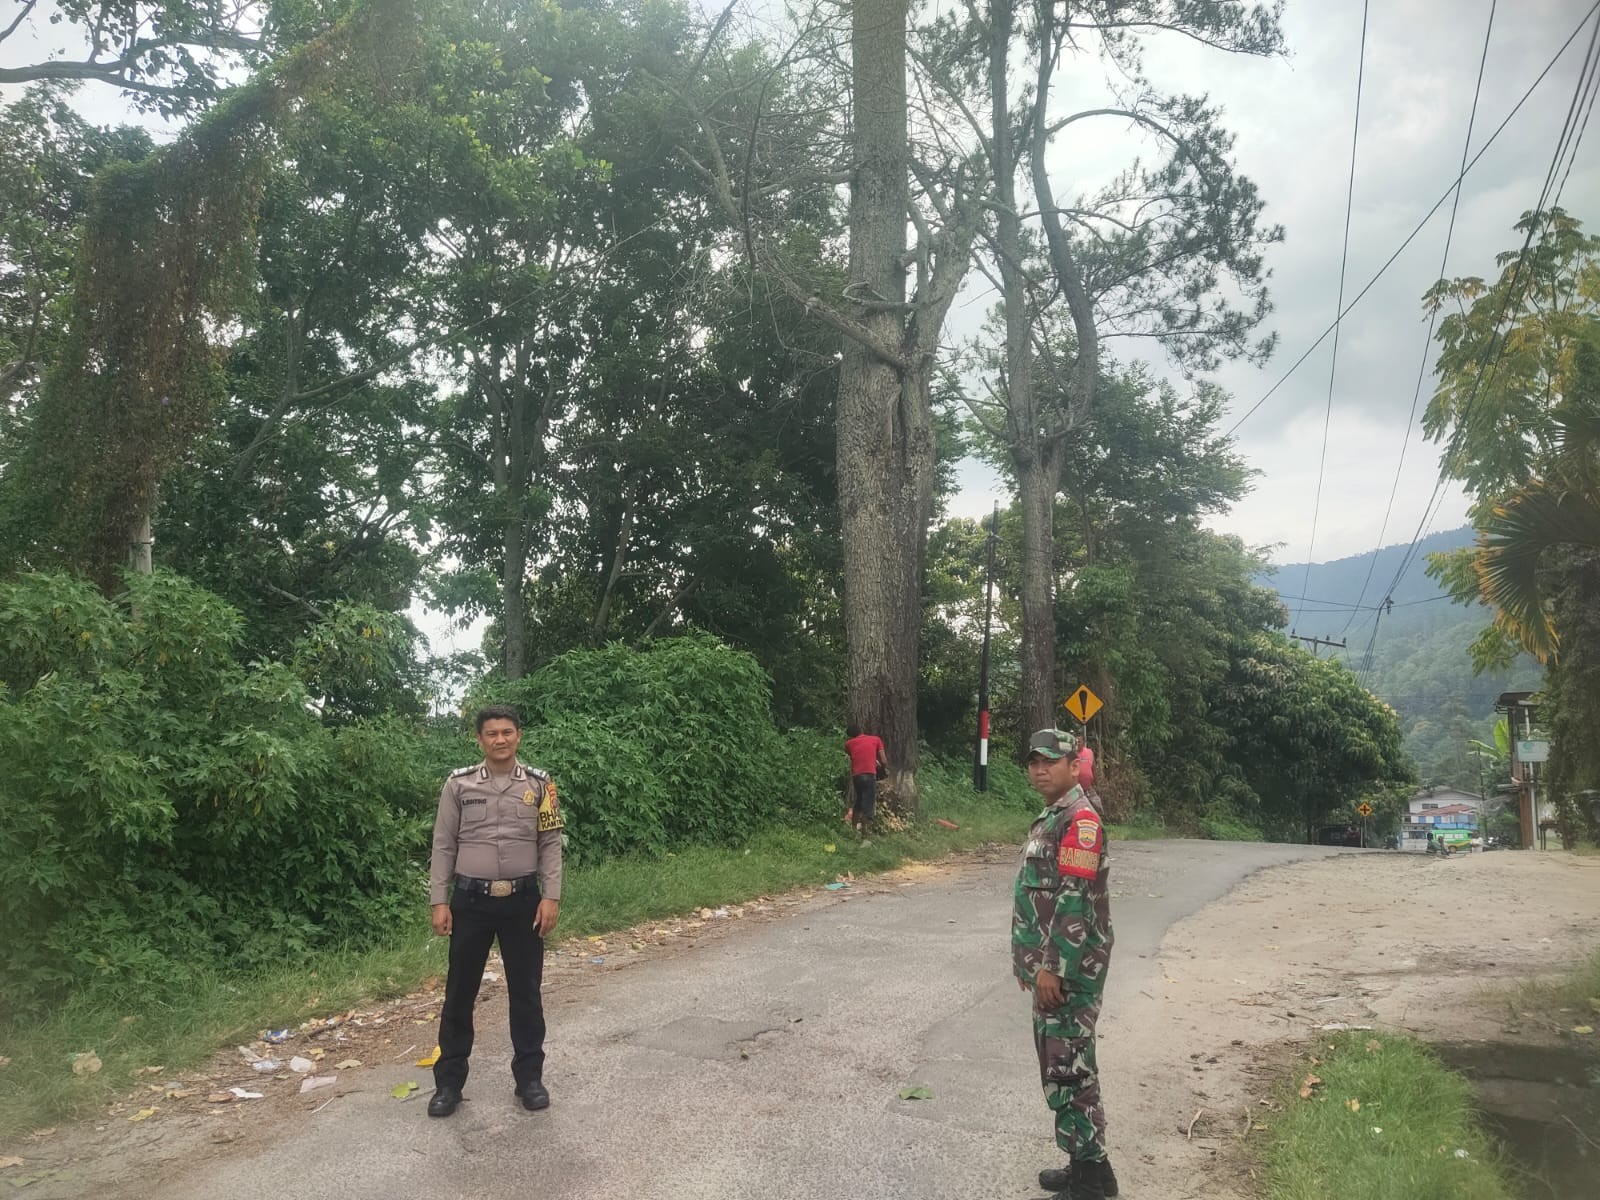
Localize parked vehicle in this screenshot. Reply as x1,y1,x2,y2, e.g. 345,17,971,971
1316,824,1364,848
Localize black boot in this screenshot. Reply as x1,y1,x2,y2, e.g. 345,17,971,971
1039,1157,1115,1199
427,1086,461,1118
515,1077,550,1111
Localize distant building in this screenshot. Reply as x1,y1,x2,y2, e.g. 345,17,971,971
1400,786,1482,852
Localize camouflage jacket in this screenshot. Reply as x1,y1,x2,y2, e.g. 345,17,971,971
1011,785,1114,992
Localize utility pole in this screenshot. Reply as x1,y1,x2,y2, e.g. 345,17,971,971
974,503,999,791
1289,630,1347,657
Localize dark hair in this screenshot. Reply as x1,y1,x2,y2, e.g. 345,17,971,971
475,704,522,733
846,723,862,738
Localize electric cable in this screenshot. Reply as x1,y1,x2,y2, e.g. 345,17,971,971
1291,0,1370,631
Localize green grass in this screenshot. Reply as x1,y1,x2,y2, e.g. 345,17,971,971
0,779,1045,1137
1259,1032,1518,1200
1499,948,1600,1033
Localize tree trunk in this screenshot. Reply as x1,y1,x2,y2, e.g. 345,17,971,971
989,0,1059,750
128,502,153,576
840,0,924,809
1017,452,1061,744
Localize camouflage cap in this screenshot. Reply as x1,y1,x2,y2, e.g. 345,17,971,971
1026,728,1079,759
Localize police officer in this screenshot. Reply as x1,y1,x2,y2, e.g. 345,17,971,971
427,704,564,1117
1013,729,1118,1200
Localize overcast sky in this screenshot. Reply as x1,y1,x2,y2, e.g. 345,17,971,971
5,0,1596,587
946,0,1598,570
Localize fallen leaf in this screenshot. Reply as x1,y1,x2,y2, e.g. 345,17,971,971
0,1057,10,1068
334,1059,362,1070
0,1157,21,1169
309,1048,326,1061
823,844,836,853
128,1107,157,1122
70,1052,102,1076
164,1089,196,1101
898,1085,934,1101
391,1081,419,1100
415,1046,440,1067
1345,1098,1361,1112
1298,1073,1323,1100
1365,1039,1381,1053
205,1093,234,1104
136,1065,165,1075
1573,1025,1594,1035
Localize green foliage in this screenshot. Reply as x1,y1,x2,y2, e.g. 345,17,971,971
470,636,838,861
0,571,437,1017
1260,1032,1516,1200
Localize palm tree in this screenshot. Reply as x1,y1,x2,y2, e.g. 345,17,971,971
1473,340,1600,661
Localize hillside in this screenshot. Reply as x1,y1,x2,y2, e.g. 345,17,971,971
1261,526,1543,790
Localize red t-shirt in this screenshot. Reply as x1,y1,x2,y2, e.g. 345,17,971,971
1078,745,1095,787
845,734,885,776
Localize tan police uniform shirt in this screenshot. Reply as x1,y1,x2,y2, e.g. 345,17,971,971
429,761,565,905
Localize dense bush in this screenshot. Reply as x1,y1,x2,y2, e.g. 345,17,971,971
0,572,438,1016
471,636,838,861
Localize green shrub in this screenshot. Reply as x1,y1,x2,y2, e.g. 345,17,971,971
0,572,435,1016
471,635,838,861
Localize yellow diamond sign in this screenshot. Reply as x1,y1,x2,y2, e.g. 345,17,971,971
1356,802,1373,818
1063,685,1103,724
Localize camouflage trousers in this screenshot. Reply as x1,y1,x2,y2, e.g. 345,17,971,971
1033,992,1107,1160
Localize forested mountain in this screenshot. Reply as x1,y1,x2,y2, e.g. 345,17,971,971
1263,526,1542,791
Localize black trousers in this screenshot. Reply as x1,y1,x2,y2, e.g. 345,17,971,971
852,773,877,821
434,887,546,1092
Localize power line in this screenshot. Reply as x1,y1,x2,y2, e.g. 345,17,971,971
1292,0,1369,631
1371,9,1600,616
1340,0,1498,637
1225,0,1600,438
1352,7,1600,689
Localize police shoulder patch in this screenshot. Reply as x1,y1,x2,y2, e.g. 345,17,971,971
1057,808,1103,879
448,764,479,778
536,777,564,832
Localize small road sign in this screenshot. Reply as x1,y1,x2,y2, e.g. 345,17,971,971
1064,685,1103,724
1356,802,1373,818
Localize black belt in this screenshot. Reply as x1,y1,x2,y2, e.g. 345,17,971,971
453,874,537,897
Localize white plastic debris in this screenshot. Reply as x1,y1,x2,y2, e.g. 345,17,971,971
289,1056,315,1074
299,1075,336,1094
228,1087,264,1100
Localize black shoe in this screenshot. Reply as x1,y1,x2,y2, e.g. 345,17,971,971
427,1087,461,1118
515,1078,550,1111
1039,1157,1115,1198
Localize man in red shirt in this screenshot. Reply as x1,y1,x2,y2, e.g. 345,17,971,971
843,724,888,835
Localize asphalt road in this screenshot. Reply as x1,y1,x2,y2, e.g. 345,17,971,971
138,839,1344,1200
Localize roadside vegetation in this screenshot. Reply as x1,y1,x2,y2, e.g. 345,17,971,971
0,742,1046,1137
1259,1032,1517,1200
1499,948,1600,1036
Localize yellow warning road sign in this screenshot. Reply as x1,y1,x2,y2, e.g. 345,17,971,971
1356,802,1373,818
1063,685,1103,724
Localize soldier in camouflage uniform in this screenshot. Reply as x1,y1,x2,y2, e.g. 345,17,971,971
1012,729,1118,1200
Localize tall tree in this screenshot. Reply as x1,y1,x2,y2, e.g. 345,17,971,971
1424,209,1600,841
934,0,1282,744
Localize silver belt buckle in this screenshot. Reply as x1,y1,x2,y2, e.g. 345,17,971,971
489,879,514,898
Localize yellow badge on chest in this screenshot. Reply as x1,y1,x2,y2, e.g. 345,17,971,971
522,790,538,806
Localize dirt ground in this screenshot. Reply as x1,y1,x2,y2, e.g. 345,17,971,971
1102,849,1600,1199
3,848,1597,1198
